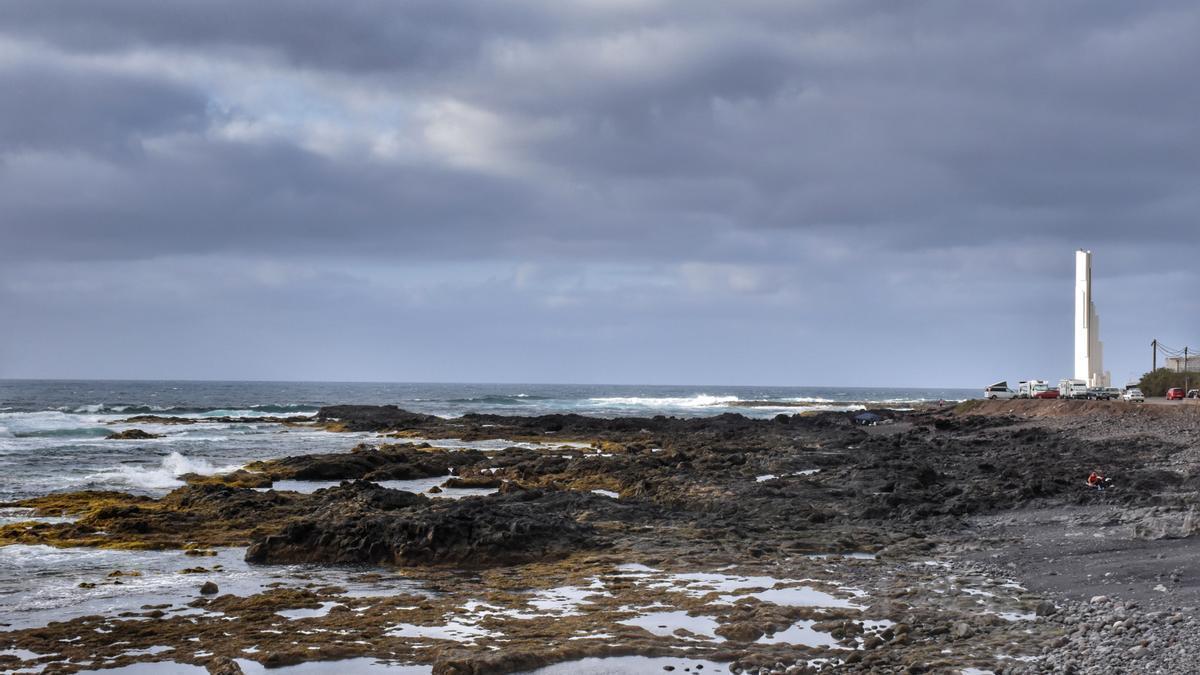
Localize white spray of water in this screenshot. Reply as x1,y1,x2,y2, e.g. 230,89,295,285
587,394,741,408
84,452,241,491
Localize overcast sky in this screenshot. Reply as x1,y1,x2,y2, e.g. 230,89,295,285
1,1,1197,387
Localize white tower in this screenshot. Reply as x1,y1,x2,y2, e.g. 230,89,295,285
1074,250,1111,387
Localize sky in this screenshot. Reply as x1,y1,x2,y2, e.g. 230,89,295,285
1,1,1198,387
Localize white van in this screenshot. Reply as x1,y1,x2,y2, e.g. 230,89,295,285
984,381,1015,400
1058,379,1088,399
1018,380,1051,398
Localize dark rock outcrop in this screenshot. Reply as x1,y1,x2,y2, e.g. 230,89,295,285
314,404,867,449
247,443,485,482
206,656,244,675
245,486,600,566
106,428,161,440
316,405,441,431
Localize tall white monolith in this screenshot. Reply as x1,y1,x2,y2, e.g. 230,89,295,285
1074,250,1111,387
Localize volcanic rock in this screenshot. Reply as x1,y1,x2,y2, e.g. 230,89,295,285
206,656,244,675
247,444,484,481
106,428,161,440
316,405,441,431
245,487,600,566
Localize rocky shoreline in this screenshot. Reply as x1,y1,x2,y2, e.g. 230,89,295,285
1,400,1197,673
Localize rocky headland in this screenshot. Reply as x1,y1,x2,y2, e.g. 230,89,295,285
2,400,1199,674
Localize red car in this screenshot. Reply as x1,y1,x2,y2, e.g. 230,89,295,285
1167,387,1186,400
1034,389,1060,399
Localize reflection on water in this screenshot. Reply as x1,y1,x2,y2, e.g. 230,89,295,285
0,545,425,631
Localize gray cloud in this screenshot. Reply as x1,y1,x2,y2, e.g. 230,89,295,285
0,1,1197,383
0,66,205,157
0,1,546,74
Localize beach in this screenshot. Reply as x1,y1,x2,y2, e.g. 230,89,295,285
1,384,1199,673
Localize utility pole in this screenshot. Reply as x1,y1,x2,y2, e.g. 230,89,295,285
1186,347,1190,393
1153,339,1158,372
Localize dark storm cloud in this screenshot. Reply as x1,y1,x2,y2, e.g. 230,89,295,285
0,1,548,74
0,1,1197,383
2,0,1198,262
0,67,205,157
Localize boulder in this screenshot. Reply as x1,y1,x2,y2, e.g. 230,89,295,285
206,656,243,675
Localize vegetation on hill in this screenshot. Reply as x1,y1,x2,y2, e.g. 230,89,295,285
1138,368,1198,396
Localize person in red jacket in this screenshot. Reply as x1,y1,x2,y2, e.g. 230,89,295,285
1087,470,1106,490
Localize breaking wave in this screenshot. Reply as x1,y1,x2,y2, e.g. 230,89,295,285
443,395,550,404
587,395,743,408
83,452,241,491
0,411,118,437
62,404,320,415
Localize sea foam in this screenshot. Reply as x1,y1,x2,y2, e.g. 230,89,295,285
587,394,741,408
84,452,240,491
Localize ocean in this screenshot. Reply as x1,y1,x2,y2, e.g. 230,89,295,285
0,380,972,503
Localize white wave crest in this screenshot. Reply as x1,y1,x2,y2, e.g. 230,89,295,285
0,425,12,438
587,394,741,408
84,452,239,491
0,410,121,434
196,409,316,419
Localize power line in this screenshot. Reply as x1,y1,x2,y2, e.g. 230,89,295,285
1152,339,1197,371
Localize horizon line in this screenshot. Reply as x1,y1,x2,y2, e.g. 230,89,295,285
0,377,978,390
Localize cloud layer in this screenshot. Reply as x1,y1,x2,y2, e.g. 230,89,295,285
2,1,1197,384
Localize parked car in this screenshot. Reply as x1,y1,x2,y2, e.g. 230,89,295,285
1189,389,1200,399
983,381,1015,400
1123,388,1145,403
1086,387,1116,400
1034,388,1060,399
1167,387,1186,400
1104,387,1123,399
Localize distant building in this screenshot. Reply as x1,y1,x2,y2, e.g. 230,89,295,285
1165,356,1200,372
1074,250,1111,387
